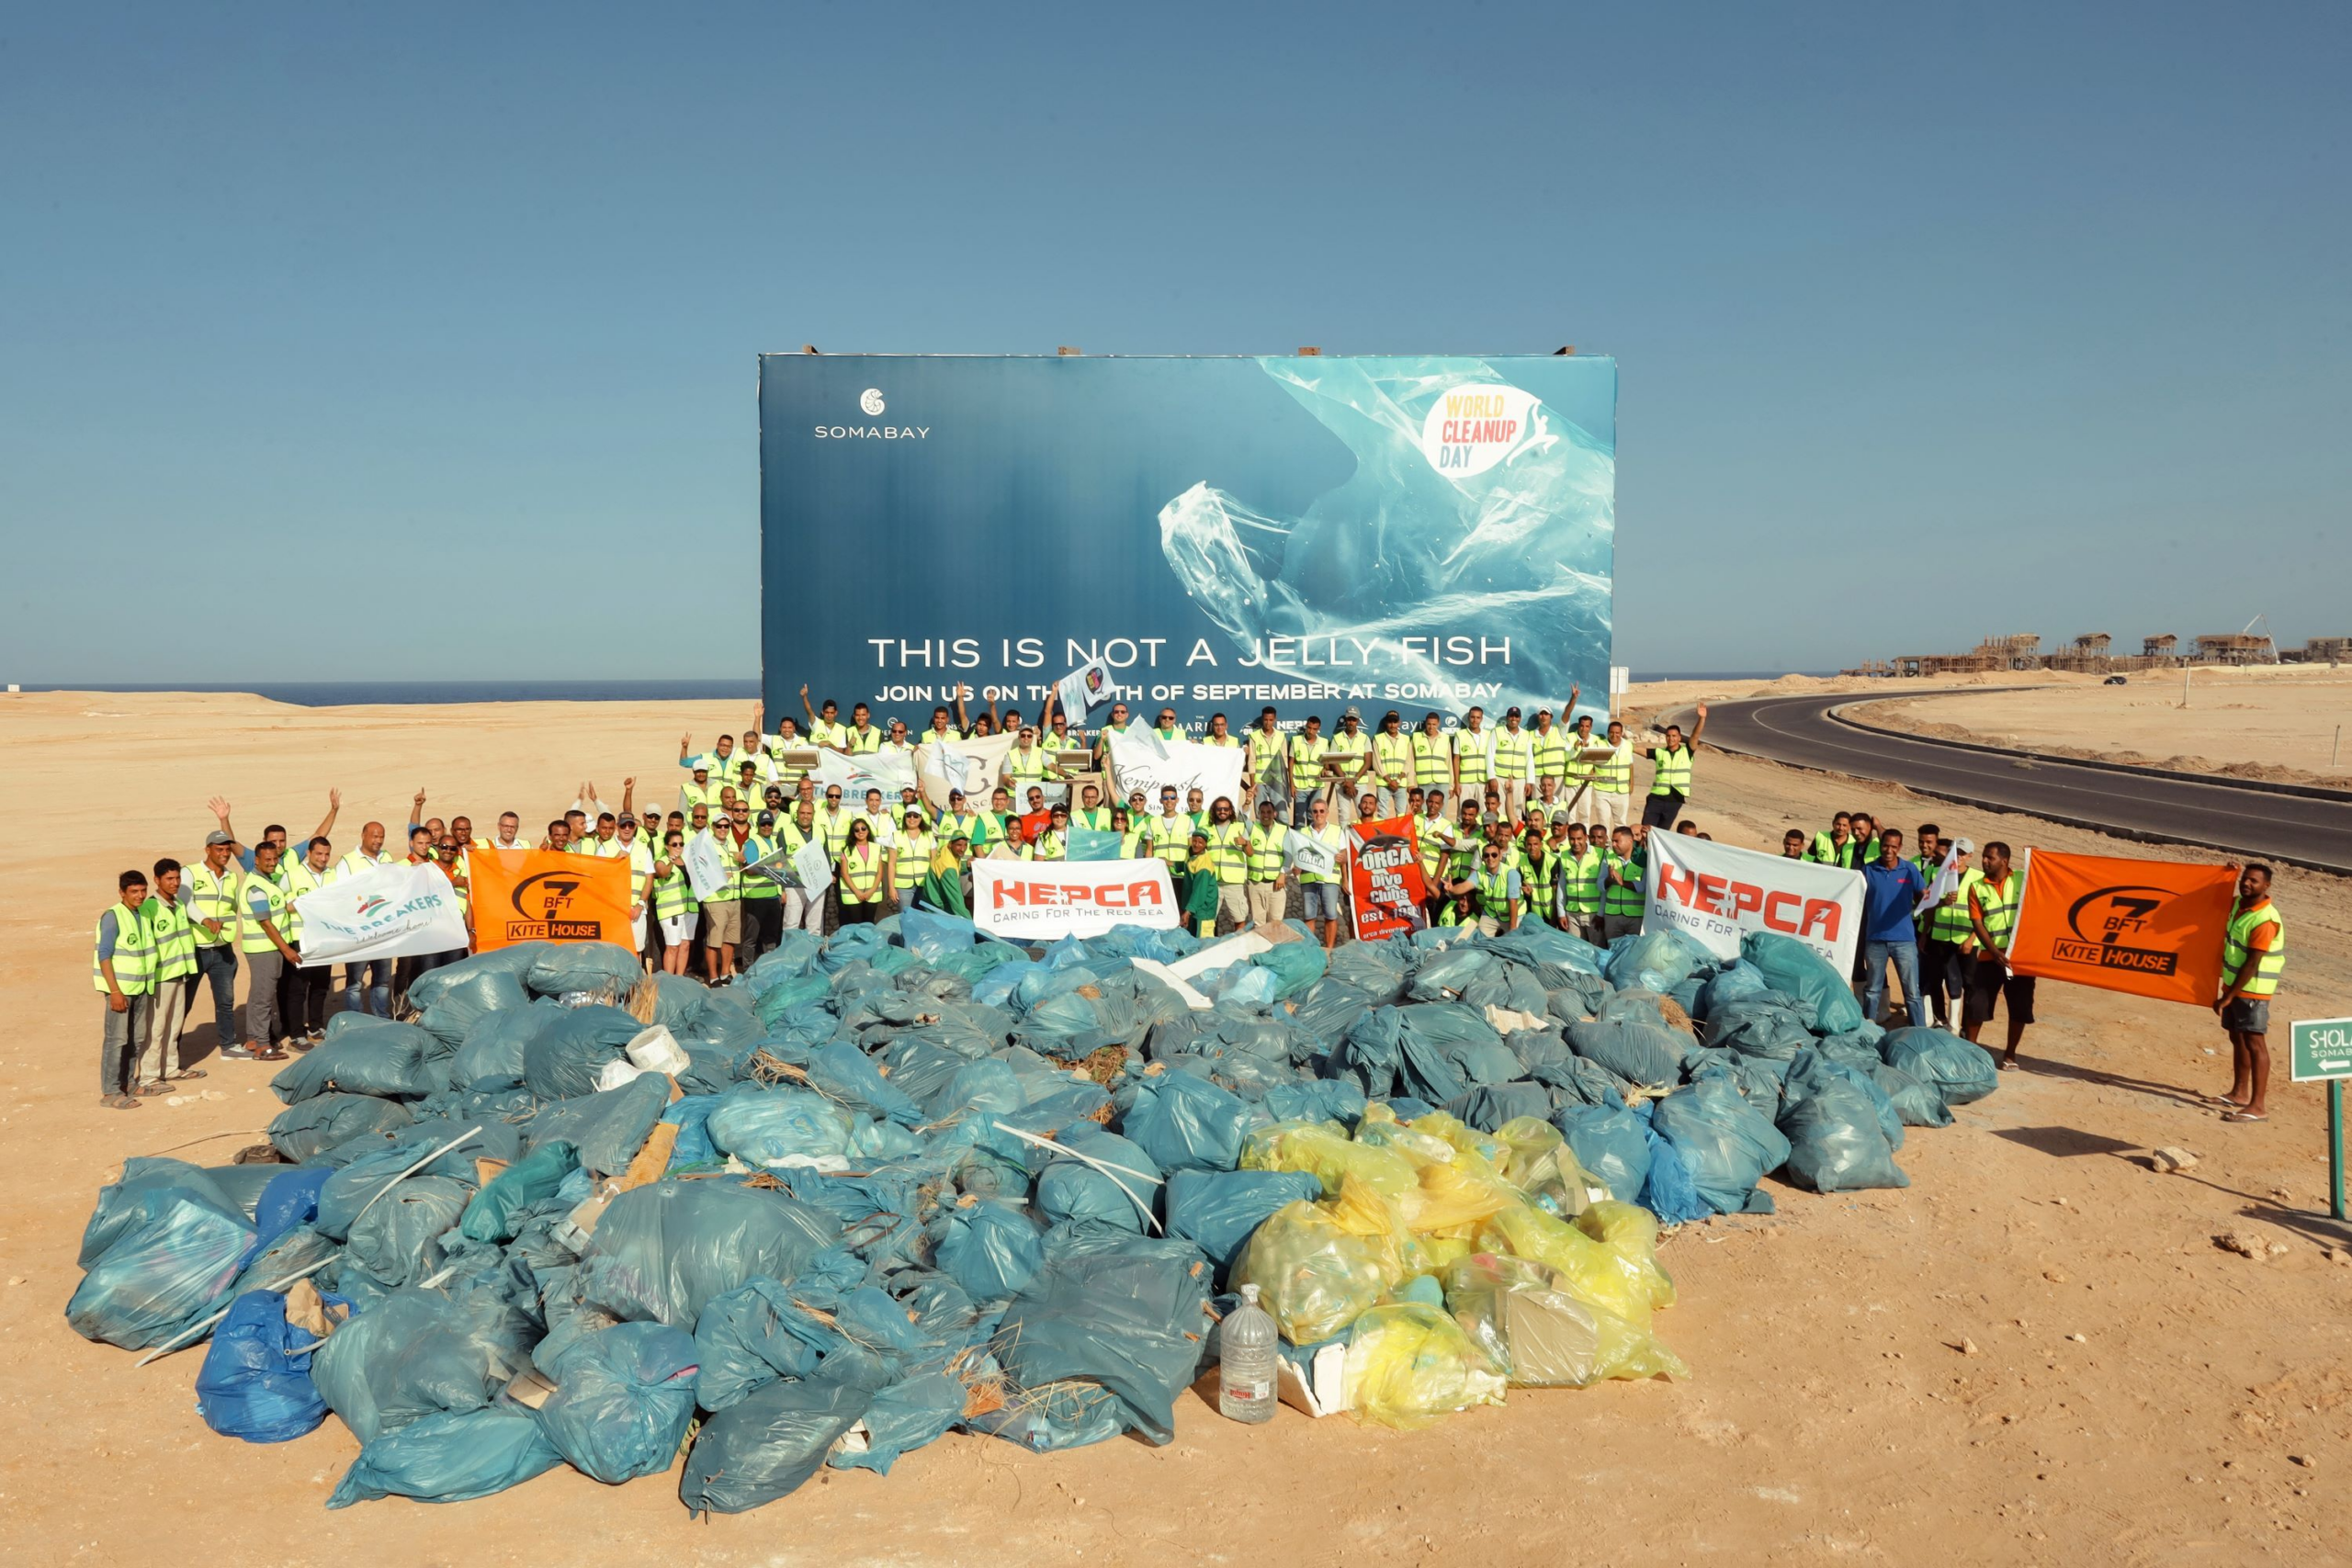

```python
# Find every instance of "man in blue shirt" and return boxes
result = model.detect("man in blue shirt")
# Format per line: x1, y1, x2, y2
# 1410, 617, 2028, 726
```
1857, 828, 1930, 1025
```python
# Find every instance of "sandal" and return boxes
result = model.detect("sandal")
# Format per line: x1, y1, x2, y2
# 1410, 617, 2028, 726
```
102, 1094, 141, 1110
135, 1083, 172, 1098
2221, 1110, 2267, 1122
174, 1068, 208, 1080
249, 1045, 288, 1062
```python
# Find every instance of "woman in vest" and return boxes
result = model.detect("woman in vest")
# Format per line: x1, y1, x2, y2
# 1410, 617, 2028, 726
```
652, 830, 701, 975
895, 808, 938, 898
837, 817, 890, 923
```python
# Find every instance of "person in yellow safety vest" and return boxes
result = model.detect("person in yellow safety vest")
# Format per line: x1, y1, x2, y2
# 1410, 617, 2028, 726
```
772, 805, 825, 937
979, 787, 1018, 850
1808, 812, 1861, 868
1321, 709, 1374, 823
1919, 835, 1984, 1032
936, 791, 985, 855
698, 813, 745, 984
1437, 889, 1481, 929
1553, 824, 1605, 944
919, 704, 966, 746
326, 820, 397, 1019
1286, 715, 1331, 829
1031, 807, 1069, 863
651, 828, 701, 974
1490, 706, 1536, 821
139, 858, 202, 1090
182, 829, 250, 1057
730, 760, 768, 813
1447, 801, 1487, 886
836, 818, 890, 922
735, 811, 783, 968
893, 808, 939, 895
1589, 718, 1635, 834
1412, 790, 1455, 920
839, 702, 884, 755
1961, 840, 2034, 1068
1151, 787, 1192, 868
1409, 714, 1454, 806
1245, 799, 1290, 929
1198, 795, 1252, 934
235, 841, 302, 1059
799, 685, 850, 750
1202, 710, 1240, 754
1639, 703, 1708, 830
1600, 825, 1645, 942
276, 838, 334, 1048
1243, 705, 1287, 811
2213, 863, 2287, 1122
617, 813, 660, 960
1294, 797, 1349, 952
1070, 784, 1112, 833
1453, 705, 1494, 807
815, 784, 855, 861
1530, 706, 1570, 799
1368, 710, 1414, 819
95, 868, 160, 1108
1515, 824, 1553, 930
1113, 807, 1151, 862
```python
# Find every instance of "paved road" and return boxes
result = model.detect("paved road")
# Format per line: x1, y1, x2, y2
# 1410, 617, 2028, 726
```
1685, 693, 2352, 875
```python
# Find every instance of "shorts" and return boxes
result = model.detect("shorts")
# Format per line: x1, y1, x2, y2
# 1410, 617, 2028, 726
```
2222, 997, 2270, 1034
661, 912, 699, 944
1217, 885, 1250, 928
701, 899, 742, 944
1299, 882, 1342, 922
1962, 965, 2036, 1028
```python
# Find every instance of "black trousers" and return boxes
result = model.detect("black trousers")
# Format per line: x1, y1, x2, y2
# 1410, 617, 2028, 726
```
1641, 790, 1687, 829
278, 946, 332, 1036
1921, 938, 1975, 1024
737, 897, 774, 965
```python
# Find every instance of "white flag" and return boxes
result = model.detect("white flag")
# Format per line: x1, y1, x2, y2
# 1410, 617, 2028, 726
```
815, 747, 918, 806
1285, 830, 1339, 880
1106, 730, 1248, 813
683, 830, 733, 901
914, 734, 1021, 813
1055, 658, 1120, 724
295, 861, 469, 967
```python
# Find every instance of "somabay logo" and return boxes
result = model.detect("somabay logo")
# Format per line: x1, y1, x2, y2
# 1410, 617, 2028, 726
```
816, 386, 927, 441
1419, 381, 1557, 480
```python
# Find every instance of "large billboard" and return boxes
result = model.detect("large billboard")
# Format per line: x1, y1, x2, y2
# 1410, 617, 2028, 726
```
759, 354, 1615, 729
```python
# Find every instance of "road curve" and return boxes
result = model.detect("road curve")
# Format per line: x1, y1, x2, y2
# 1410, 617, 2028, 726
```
1684, 693, 2352, 876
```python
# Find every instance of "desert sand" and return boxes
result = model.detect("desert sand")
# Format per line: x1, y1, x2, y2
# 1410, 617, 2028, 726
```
4, 689, 2349, 1568
1839, 667, 2352, 786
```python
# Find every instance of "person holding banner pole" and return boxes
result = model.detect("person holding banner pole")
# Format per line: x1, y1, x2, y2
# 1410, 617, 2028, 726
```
278, 838, 334, 1045
2213, 863, 2286, 1123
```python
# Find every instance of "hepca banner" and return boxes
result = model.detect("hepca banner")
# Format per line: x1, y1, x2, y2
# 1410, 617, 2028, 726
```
466, 848, 637, 952
970, 856, 1178, 941
1349, 816, 1428, 942
2004, 851, 2234, 1006
295, 860, 469, 967
1643, 832, 1863, 976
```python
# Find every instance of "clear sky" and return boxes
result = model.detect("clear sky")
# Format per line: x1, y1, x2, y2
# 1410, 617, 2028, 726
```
4, 4, 2346, 683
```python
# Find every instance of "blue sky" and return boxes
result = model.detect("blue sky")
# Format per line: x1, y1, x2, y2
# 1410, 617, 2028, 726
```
4, 4, 2346, 682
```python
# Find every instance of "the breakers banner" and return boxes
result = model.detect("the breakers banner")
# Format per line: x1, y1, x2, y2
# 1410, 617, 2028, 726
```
760, 355, 1616, 728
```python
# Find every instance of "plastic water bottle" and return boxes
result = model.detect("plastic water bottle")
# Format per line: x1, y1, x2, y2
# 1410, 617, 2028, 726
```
1218, 1282, 1278, 1423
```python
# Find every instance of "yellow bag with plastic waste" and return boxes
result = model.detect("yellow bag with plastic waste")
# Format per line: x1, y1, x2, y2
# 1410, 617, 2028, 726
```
1351, 1112, 1464, 1171
1442, 1253, 1689, 1387
1232, 1181, 1418, 1343
1240, 1120, 1419, 1201
1489, 1116, 1610, 1221
1577, 1199, 1677, 1313
1476, 1200, 1669, 1327
1341, 1302, 1507, 1427
1403, 1157, 1522, 1239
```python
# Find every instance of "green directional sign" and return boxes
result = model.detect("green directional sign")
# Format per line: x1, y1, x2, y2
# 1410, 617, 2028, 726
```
2290, 1018, 2352, 1083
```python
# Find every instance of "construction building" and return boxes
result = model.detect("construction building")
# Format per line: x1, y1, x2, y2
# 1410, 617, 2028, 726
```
2192, 633, 2277, 666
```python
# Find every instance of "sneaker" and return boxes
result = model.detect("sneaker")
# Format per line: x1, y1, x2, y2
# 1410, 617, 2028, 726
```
220, 1044, 258, 1060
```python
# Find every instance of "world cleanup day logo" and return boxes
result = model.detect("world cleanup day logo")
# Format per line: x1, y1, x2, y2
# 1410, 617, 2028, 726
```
1419, 382, 1556, 479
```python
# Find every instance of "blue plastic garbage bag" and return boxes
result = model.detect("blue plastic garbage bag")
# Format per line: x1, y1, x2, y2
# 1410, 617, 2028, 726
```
416, 968, 530, 1049
808, 1040, 924, 1127
1871, 1061, 1953, 1127
1702, 998, 1815, 1061
1258, 1077, 1368, 1128
1605, 926, 1713, 995
1741, 930, 1864, 1034
403, 941, 549, 1011
574, 1178, 844, 1328
829, 1371, 967, 1475
689, 1251, 868, 1413
997, 1231, 1213, 1446
680, 1375, 872, 1515
1636, 1122, 1713, 1224
193, 1289, 328, 1443
1567, 1017, 1687, 1089
269, 1019, 440, 1104
237, 1166, 331, 1271
1777, 1060, 1909, 1193
268, 1092, 416, 1163
1120, 1071, 1264, 1174
66, 1182, 254, 1349
1650, 1076, 1792, 1215
1879, 1026, 1999, 1107
525, 942, 643, 998
1164, 1168, 1321, 1272
344, 1174, 471, 1289
327, 1408, 562, 1507
523, 1071, 669, 1177
1034, 1125, 1163, 1233
522, 1005, 641, 1100
311, 1286, 540, 1443
705, 1085, 855, 1168
899, 904, 978, 959
533, 1321, 701, 1484
933, 1199, 1045, 1301
1553, 1104, 1653, 1203
459, 1140, 579, 1243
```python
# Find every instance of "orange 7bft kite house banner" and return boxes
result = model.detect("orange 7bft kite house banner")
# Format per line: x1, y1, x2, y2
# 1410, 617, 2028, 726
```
465, 849, 636, 953
2004, 850, 2236, 1007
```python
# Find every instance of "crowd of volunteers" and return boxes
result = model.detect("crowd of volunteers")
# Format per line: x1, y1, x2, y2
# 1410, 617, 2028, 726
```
89, 690, 2288, 1120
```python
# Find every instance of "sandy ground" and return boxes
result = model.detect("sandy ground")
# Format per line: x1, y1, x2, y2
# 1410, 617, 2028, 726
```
5, 690, 2351, 1568
1833, 667, 2352, 787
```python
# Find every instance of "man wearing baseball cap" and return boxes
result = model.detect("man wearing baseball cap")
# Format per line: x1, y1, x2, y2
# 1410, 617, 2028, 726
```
1492, 706, 1535, 821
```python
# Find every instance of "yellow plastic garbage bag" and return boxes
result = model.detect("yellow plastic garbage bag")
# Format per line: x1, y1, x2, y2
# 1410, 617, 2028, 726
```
1489, 1117, 1566, 1186
1403, 1158, 1522, 1239
1240, 1121, 1419, 1201
1341, 1302, 1506, 1427
1442, 1253, 1688, 1388
1232, 1189, 1413, 1343
1476, 1202, 1658, 1328
1352, 1117, 1464, 1171
1403, 1110, 1508, 1168
1577, 1199, 1676, 1313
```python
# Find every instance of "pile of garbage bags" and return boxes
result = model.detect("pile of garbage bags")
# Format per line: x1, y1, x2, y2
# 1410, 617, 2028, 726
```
65, 914, 1994, 1511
